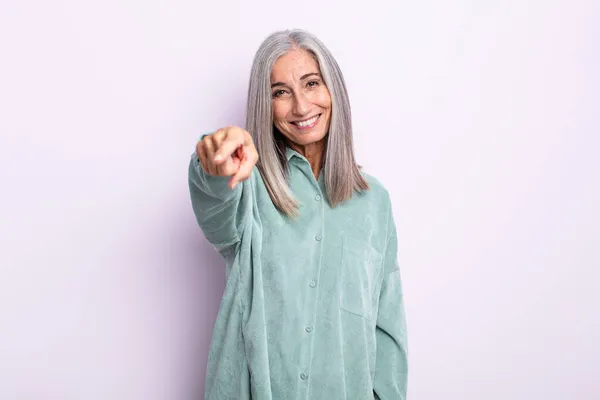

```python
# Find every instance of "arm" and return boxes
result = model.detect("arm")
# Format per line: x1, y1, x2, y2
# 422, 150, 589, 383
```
187, 132, 253, 252
373, 199, 408, 399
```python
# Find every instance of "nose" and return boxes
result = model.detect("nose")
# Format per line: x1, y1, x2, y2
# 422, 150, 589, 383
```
292, 91, 310, 117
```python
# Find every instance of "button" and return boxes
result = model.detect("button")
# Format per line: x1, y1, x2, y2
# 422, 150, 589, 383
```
315, 234, 322, 241
315, 194, 321, 201
305, 326, 313, 333
309, 280, 316, 288
300, 372, 308, 380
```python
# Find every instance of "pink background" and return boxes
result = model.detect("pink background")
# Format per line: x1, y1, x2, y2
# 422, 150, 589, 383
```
0, 0, 598, 399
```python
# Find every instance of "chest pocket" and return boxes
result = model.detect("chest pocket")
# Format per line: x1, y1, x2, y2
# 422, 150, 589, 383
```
339, 236, 383, 320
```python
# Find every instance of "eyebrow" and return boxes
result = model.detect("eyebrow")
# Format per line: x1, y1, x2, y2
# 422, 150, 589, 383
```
271, 72, 322, 88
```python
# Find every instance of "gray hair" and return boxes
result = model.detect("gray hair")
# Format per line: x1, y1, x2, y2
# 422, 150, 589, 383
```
245, 29, 369, 217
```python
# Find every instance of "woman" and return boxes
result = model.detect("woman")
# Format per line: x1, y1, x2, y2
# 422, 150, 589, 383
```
188, 29, 408, 400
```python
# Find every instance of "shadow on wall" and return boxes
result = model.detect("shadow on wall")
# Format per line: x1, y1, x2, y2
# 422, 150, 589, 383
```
158, 188, 227, 398
163, 86, 246, 397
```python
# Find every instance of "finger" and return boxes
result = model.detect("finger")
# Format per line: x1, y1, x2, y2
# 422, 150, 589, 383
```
196, 140, 209, 173
230, 147, 256, 188
216, 155, 240, 177
214, 132, 245, 165
203, 137, 218, 175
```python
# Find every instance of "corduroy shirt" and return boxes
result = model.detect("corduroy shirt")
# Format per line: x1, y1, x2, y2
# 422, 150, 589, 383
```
188, 139, 408, 400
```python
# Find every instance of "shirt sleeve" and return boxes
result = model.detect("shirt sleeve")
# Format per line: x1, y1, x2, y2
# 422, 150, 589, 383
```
373, 198, 409, 400
187, 133, 252, 252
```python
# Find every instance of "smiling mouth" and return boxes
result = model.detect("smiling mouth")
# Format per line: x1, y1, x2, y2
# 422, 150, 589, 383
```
291, 114, 321, 129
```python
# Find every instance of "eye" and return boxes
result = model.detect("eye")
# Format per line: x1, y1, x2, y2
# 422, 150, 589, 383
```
307, 80, 320, 88
272, 89, 286, 98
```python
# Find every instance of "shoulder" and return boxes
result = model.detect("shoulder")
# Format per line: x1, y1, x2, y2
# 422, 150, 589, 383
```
359, 169, 392, 206
353, 169, 394, 227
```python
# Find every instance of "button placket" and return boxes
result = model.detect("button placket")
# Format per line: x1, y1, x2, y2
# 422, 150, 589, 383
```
297, 175, 323, 393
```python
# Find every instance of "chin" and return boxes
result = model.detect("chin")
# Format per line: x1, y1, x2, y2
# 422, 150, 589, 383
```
292, 129, 327, 143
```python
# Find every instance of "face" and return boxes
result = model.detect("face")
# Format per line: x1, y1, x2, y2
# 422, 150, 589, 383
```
270, 49, 332, 147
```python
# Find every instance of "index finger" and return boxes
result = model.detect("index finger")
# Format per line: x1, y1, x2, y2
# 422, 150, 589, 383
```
213, 134, 245, 164
230, 149, 256, 188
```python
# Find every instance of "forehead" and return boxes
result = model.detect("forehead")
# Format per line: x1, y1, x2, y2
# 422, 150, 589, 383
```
270, 49, 320, 81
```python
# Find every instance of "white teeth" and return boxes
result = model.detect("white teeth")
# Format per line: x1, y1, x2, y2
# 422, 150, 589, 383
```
295, 115, 318, 127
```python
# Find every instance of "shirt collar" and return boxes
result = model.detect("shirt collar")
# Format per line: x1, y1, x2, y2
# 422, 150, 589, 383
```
286, 146, 299, 161
285, 145, 325, 189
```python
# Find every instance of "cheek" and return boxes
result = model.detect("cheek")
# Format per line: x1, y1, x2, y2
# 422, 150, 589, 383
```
315, 89, 332, 109
272, 102, 290, 122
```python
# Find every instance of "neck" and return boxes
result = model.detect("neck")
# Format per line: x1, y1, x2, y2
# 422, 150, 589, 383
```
288, 138, 325, 179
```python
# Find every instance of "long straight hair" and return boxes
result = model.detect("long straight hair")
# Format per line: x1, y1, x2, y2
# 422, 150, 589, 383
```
245, 29, 369, 218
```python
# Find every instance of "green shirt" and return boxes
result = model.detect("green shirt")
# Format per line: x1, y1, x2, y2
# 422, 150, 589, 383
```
188, 138, 408, 400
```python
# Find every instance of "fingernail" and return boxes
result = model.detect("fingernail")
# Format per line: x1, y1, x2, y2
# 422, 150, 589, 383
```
214, 154, 223, 161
